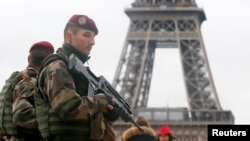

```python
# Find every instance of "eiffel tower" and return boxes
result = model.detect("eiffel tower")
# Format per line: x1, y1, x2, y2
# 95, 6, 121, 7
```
112, 0, 234, 141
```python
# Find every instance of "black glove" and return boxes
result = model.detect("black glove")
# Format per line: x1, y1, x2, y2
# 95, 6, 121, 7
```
104, 107, 120, 121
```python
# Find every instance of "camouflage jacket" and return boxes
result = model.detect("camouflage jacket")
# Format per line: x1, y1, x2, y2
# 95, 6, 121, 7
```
12, 66, 39, 129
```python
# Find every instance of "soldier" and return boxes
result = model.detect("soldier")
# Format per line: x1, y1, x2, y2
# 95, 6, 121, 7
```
35, 14, 120, 141
1, 41, 54, 141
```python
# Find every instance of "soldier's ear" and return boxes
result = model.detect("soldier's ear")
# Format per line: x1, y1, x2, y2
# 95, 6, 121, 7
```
28, 55, 31, 63
66, 31, 73, 43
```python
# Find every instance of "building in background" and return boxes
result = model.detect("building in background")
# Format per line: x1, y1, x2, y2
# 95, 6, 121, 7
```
112, 0, 234, 141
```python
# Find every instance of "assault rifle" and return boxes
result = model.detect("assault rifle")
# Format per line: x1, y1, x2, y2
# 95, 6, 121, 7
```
68, 54, 144, 133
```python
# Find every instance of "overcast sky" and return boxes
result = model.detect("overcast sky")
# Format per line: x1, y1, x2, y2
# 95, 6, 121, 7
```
0, 0, 249, 125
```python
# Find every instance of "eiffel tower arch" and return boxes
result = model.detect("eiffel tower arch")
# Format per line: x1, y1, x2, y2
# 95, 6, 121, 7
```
112, 0, 234, 141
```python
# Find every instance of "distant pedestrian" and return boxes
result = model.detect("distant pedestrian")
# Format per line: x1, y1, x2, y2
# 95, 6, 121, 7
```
157, 125, 175, 141
122, 116, 157, 141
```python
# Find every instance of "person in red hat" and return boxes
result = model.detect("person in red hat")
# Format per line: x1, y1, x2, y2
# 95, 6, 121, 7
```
0, 41, 54, 141
34, 14, 120, 141
157, 125, 175, 141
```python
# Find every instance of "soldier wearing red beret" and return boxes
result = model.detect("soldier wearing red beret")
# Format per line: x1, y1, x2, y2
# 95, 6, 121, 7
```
35, 14, 120, 141
0, 41, 54, 141
29, 41, 54, 53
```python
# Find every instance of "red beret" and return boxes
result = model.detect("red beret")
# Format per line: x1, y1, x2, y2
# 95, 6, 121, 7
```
68, 14, 98, 35
29, 41, 54, 53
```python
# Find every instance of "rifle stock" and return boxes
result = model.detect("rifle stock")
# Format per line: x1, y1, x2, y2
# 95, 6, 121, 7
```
68, 54, 144, 133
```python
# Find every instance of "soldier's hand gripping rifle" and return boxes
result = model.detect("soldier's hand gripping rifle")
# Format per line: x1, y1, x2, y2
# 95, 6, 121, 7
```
68, 54, 144, 133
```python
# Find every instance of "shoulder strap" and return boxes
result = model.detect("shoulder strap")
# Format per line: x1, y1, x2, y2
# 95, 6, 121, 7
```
40, 54, 66, 72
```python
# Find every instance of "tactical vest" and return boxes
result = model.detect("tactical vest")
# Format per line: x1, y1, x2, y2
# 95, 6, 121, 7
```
35, 53, 90, 139
0, 71, 23, 136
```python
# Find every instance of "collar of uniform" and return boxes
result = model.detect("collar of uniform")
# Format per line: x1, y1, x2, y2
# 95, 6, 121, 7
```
26, 66, 39, 77
62, 43, 90, 64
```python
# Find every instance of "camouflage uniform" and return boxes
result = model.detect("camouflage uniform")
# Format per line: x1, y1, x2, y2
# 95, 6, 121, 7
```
35, 43, 120, 141
12, 66, 43, 141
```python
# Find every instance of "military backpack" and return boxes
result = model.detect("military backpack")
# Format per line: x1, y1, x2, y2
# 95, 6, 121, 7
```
0, 71, 23, 136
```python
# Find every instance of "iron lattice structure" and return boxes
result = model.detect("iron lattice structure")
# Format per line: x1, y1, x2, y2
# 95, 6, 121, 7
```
112, 0, 234, 141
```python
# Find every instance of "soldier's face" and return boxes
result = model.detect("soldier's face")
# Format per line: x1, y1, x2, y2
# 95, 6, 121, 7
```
68, 28, 95, 55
